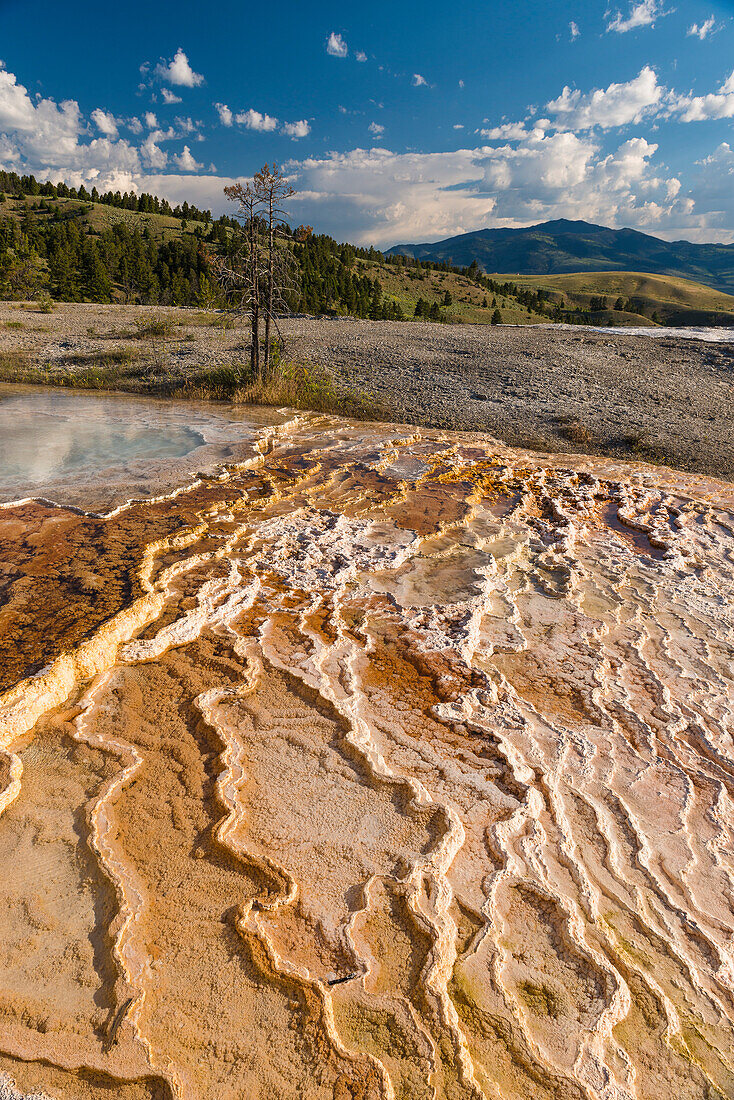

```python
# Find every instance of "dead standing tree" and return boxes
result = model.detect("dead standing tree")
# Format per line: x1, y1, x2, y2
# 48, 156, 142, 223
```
253, 164, 297, 375
207, 181, 263, 377
208, 165, 299, 381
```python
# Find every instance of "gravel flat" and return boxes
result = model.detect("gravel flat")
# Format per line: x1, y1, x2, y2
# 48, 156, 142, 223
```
284, 316, 734, 479
2, 303, 733, 480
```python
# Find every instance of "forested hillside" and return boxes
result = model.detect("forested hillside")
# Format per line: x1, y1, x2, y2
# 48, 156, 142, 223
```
0, 171, 554, 323
3, 172, 734, 327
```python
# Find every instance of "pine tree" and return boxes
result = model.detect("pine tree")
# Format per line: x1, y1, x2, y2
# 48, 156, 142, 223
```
82, 241, 112, 302
49, 244, 79, 300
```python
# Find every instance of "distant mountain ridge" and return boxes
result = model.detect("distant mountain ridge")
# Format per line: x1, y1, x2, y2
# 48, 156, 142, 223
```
386, 219, 734, 294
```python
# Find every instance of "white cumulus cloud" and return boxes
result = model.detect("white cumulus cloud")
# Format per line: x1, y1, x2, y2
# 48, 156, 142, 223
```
162, 88, 183, 105
141, 129, 170, 169
174, 116, 198, 135
606, 0, 669, 33
237, 108, 279, 131
227, 107, 309, 138
0, 66, 80, 162
282, 119, 310, 139
368, 121, 385, 137
546, 66, 662, 129
0, 65, 140, 182
326, 32, 348, 58
280, 123, 691, 247
174, 144, 203, 171
155, 48, 204, 88
91, 108, 119, 137
675, 77, 734, 122
355, 51, 367, 63
570, 21, 580, 39
673, 143, 734, 240
480, 122, 529, 140
412, 73, 428, 87
721, 71, 734, 95
286, 147, 495, 244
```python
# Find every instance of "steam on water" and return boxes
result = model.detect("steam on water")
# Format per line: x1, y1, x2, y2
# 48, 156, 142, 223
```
0, 384, 286, 511
1, 406, 734, 1100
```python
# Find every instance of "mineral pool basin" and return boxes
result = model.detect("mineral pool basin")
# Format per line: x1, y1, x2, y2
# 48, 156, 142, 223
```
0, 383, 288, 512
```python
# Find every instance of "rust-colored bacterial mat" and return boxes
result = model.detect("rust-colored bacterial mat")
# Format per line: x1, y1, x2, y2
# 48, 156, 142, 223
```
2, 411, 734, 1100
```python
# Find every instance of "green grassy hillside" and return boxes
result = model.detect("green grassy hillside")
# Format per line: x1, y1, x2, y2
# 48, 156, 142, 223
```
493, 270, 734, 326
1, 193, 207, 244
356, 260, 734, 326
357, 259, 550, 324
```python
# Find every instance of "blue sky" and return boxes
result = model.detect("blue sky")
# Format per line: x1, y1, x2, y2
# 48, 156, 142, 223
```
2, 0, 734, 244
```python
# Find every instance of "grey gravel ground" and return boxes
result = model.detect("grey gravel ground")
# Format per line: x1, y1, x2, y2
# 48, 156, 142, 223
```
284, 316, 734, 480
2, 303, 733, 480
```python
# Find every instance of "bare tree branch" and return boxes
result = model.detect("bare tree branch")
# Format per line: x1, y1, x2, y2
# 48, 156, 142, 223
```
208, 169, 300, 381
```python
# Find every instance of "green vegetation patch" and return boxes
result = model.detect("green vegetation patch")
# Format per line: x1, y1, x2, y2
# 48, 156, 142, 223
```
5, 167, 733, 327
493, 270, 734, 327
0, 350, 33, 377
0, 347, 140, 389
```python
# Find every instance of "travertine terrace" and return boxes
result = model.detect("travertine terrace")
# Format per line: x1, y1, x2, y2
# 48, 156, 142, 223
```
1, 411, 734, 1099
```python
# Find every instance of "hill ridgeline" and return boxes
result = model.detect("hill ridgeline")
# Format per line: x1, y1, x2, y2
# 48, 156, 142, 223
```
387, 218, 734, 294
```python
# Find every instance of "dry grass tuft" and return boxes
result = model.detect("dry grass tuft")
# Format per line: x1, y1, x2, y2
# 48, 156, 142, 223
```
179, 312, 239, 330
134, 315, 174, 340
557, 416, 594, 446
0, 345, 380, 419
240, 359, 382, 417
174, 357, 383, 418
0, 350, 33, 378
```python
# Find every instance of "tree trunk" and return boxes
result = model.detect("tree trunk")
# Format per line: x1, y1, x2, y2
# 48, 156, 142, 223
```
247, 202, 260, 380
251, 302, 259, 378
264, 192, 274, 375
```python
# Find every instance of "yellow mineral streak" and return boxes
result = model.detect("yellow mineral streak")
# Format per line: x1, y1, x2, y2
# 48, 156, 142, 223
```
1, 413, 733, 1100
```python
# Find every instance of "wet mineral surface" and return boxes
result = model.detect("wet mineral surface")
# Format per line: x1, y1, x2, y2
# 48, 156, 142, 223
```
1, 409, 734, 1100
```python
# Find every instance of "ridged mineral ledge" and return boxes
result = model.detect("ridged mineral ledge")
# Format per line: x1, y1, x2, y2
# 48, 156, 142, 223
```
1, 414, 733, 1100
